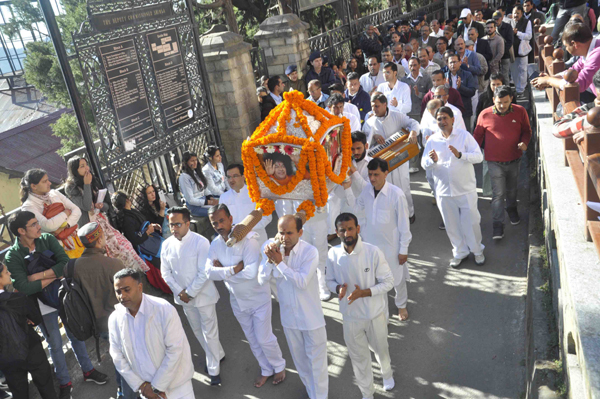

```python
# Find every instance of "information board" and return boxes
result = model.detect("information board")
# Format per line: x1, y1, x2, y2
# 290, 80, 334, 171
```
146, 28, 194, 131
99, 39, 155, 148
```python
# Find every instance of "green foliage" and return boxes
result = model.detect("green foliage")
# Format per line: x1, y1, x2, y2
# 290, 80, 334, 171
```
0, 0, 47, 41
51, 112, 84, 156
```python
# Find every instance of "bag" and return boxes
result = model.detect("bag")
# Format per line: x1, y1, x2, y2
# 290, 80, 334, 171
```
24, 250, 61, 309
518, 40, 532, 56
58, 259, 101, 362
137, 221, 164, 261
0, 301, 29, 368
509, 45, 516, 63
43, 203, 78, 241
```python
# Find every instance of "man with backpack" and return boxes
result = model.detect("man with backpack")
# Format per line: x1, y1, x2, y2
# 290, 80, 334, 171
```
4, 210, 108, 399
0, 261, 57, 399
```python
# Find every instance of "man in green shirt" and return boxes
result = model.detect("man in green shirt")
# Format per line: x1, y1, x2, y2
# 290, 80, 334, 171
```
5, 210, 108, 399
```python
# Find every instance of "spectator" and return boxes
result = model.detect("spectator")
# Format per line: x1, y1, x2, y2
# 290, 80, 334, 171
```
419, 48, 441, 76
65, 157, 148, 272
484, 19, 505, 75
524, 0, 546, 24
422, 106, 485, 268
426, 45, 444, 68
434, 37, 449, 66
399, 20, 417, 44
392, 43, 409, 73
359, 55, 386, 94
482, 0, 494, 20
109, 268, 196, 398
419, 25, 437, 49
381, 46, 405, 78
305, 51, 337, 95
457, 9, 486, 38
4, 210, 108, 399
550, 0, 587, 44
177, 151, 218, 217
510, 6, 533, 95
468, 27, 493, 80
345, 72, 372, 124
383, 23, 397, 47
20, 169, 83, 258
474, 86, 531, 240
444, 25, 455, 47
446, 53, 478, 129
421, 86, 467, 132
333, 57, 348, 85
0, 261, 58, 399
353, 47, 367, 75
359, 24, 384, 58
307, 79, 330, 108
402, 57, 433, 123
410, 38, 419, 55
257, 87, 268, 110
260, 75, 269, 90
327, 93, 362, 131
261, 75, 285, 121
346, 57, 362, 76
377, 62, 412, 115
202, 145, 229, 197
430, 19, 442, 37
283, 64, 308, 97
475, 9, 484, 22
454, 36, 483, 77
532, 21, 600, 103
135, 184, 168, 235
329, 83, 361, 121
465, 39, 489, 113
421, 70, 466, 114
493, 11, 514, 78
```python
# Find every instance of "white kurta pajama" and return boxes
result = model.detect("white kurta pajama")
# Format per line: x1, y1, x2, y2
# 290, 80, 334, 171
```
344, 181, 412, 311
258, 240, 328, 399
326, 237, 395, 399
160, 231, 225, 376
206, 231, 286, 377
421, 129, 485, 259
363, 109, 420, 217
219, 184, 272, 245
376, 79, 412, 115
109, 294, 195, 399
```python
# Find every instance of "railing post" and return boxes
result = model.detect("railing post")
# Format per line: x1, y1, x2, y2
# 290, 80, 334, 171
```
538, 25, 547, 72
584, 109, 600, 241
547, 48, 565, 118
562, 69, 579, 166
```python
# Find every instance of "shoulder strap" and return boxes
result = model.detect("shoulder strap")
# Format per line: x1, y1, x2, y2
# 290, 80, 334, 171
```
63, 259, 77, 279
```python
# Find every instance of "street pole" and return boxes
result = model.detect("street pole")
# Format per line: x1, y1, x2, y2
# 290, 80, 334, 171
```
37, 0, 105, 186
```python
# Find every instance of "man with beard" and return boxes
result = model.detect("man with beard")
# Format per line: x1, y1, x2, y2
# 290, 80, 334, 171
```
326, 213, 395, 398
260, 215, 328, 399
206, 205, 287, 388
160, 207, 224, 385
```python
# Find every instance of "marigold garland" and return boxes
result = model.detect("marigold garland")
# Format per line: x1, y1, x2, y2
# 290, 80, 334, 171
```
242, 90, 352, 220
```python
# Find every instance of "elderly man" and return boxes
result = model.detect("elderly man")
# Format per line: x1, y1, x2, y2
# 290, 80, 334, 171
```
359, 24, 384, 57
468, 27, 492, 79
328, 93, 361, 131
434, 37, 449, 66
419, 47, 441, 76
284, 64, 307, 97
474, 86, 531, 240
260, 215, 328, 399
304, 51, 337, 95
457, 8, 485, 38
363, 93, 419, 222
422, 106, 485, 268
443, 25, 455, 47
109, 268, 195, 398
454, 36, 483, 78
422, 86, 466, 132
430, 19, 442, 37
377, 62, 411, 115
446, 53, 477, 130
484, 19, 505, 75
402, 57, 432, 123
360, 55, 386, 94
419, 24, 436, 49
510, 6, 533, 95
307, 79, 329, 108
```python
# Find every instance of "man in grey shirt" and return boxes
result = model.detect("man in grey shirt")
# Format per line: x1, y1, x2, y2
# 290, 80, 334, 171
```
484, 19, 504, 75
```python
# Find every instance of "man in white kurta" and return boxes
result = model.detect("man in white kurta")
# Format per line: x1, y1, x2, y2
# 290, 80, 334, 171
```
421, 106, 486, 268
218, 163, 272, 245
326, 213, 395, 399
363, 94, 419, 219
260, 215, 328, 399
206, 205, 286, 387
377, 62, 411, 115
327, 93, 362, 132
160, 208, 225, 384
339, 132, 372, 225
344, 158, 412, 320
109, 269, 195, 399
359, 56, 385, 94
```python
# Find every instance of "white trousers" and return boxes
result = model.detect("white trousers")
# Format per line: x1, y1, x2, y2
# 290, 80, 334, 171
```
326, 195, 342, 235
231, 299, 286, 377
436, 192, 485, 259
343, 313, 393, 399
183, 304, 225, 376
283, 326, 328, 399
386, 162, 414, 217
383, 264, 409, 316
301, 219, 330, 297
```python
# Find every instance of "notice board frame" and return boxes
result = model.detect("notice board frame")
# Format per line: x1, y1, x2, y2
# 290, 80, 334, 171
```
73, 0, 220, 183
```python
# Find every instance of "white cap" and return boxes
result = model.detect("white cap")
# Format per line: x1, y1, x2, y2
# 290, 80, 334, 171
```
460, 8, 472, 19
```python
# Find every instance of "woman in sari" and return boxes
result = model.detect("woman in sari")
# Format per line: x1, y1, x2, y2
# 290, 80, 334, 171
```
63, 156, 148, 272
20, 169, 84, 258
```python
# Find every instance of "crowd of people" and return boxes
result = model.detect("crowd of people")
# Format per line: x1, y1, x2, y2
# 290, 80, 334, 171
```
2, 0, 600, 398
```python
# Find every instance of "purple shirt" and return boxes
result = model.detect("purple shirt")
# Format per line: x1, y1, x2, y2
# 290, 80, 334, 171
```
571, 36, 600, 95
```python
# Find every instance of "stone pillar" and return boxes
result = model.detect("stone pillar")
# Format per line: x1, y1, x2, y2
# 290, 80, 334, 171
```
255, 14, 311, 82
200, 31, 260, 162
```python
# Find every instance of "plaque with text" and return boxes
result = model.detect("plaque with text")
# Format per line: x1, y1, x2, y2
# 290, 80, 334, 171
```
146, 28, 194, 130
99, 39, 155, 148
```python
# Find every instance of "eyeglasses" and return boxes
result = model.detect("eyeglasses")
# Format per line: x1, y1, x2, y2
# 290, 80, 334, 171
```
433, 94, 448, 99
169, 223, 184, 228
26, 221, 40, 229
226, 174, 242, 179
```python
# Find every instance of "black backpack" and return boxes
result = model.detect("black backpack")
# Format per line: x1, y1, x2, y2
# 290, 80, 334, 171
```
0, 298, 29, 368
58, 259, 101, 362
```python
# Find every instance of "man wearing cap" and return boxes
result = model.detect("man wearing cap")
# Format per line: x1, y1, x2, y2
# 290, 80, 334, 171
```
457, 9, 485, 39
304, 51, 337, 95
74, 222, 125, 333
493, 10, 514, 78
284, 64, 308, 98
359, 24, 384, 58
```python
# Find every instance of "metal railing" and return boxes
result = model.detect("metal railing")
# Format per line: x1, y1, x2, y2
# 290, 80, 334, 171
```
0, 205, 17, 259
250, 46, 268, 87
308, 25, 352, 66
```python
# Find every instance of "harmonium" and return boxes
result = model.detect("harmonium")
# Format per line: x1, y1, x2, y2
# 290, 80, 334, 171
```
367, 129, 419, 172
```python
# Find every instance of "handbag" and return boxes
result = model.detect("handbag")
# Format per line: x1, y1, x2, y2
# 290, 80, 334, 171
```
24, 250, 61, 309
43, 203, 78, 241
137, 221, 164, 261
518, 40, 532, 57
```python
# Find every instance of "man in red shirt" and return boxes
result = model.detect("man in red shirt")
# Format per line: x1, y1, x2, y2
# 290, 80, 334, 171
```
421, 70, 465, 116
473, 86, 531, 240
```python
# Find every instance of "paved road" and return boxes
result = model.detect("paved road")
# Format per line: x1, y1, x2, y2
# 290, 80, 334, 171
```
33, 161, 529, 399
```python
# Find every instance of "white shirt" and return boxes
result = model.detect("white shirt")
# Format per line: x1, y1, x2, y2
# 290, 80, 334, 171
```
219, 185, 271, 244
337, 110, 361, 132
202, 162, 229, 196
359, 69, 385, 94
421, 128, 483, 197
339, 155, 372, 220
206, 232, 269, 312
258, 239, 325, 331
344, 181, 412, 276
343, 102, 361, 121
160, 231, 219, 308
430, 29, 442, 38
376, 80, 411, 115
420, 103, 466, 141
363, 108, 420, 147
326, 237, 394, 321
21, 190, 81, 233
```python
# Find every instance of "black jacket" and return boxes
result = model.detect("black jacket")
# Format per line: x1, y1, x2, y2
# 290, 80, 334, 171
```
476, 39, 493, 80
0, 292, 43, 347
558, 0, 586, 9
359, 33, 384, 58
457, 21, 485, 40
498, 22, 515, 59
120, 208, 150, 249
345, 86, 372, 124
261, 94, 277, 121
